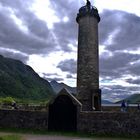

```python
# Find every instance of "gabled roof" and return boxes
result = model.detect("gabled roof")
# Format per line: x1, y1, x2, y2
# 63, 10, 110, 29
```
49, 88, 82, 107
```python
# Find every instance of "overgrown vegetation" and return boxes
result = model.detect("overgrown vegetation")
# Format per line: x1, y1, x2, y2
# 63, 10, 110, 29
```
0, 135, 22, 140
0, 97, 50, 110
0, 97, 15, 105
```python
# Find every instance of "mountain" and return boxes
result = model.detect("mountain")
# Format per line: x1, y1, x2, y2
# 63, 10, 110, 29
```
50, 80, 76, 94
0, 55, 55, 100
116, 94, 140, 104
102, 100, 113, 104
50, 80, 115, 104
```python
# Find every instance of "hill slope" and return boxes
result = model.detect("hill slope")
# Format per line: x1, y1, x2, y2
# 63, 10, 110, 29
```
102, 100, 113, 104
50, 80, 76, 94
116, 94, 140, 104
0, 55, 55, 100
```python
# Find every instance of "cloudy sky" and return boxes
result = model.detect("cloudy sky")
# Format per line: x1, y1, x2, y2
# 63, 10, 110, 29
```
0, 0, 140, 101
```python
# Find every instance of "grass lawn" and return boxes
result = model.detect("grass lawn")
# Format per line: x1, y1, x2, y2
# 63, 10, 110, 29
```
0, 134, 139, 140
0, 128, 140, 140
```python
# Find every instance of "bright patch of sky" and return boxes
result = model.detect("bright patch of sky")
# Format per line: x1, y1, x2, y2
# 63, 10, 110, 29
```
104, 28, 121, 46
123, 49, 140, 55
95, 0, 140, 16
10, 12, 29, 34
62, 16, 69, 23
99, 45, 106, 55
0, 4, 28, 34
31, 0, 60, 29
27, 50, 77, 86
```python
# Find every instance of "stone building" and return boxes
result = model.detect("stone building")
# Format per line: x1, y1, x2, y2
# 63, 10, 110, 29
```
48, 88, 81, 131
48, 0, 101, 131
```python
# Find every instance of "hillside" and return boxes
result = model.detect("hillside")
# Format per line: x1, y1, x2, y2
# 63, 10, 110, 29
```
102, 100, 113, 104
116, 94, 140, 104
0, 55, 55, 100
50, 80, 76, 94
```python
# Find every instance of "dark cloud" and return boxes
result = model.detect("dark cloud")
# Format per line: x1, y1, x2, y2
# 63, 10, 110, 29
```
100, 52, 140, 78
99, 10, 140, 98
50, 0, 79, 51
66, 74, 76, 79
42, 73, 60, 77
0, 0, 57, 63
101, 84, 140, 101
42, 72, 64, 83
111, 13, 140, 51
127, 62, 140, 76
46, 77, 64, 82
126, 78, 140, 85
99, 10, 124, 44
0, 0, 33, 9
0, 50, 28, 64
99, 10, 140, 51
57, 59, 77, 74
50, 0, 79, 22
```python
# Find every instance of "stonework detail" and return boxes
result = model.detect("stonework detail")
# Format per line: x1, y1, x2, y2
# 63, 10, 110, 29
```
0, 110, 48, 130
77, 111, 140, 136
0, 109, 140, 136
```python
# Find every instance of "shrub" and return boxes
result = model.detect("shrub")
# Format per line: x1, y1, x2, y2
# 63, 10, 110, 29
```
2, 97, 15, 106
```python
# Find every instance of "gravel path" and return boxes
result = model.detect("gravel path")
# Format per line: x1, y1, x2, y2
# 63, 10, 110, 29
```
23, 135, 92, 140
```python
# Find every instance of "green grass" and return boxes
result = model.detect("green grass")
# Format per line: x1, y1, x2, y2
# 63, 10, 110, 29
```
0, 127, 140, 140
0, 135, 22, 140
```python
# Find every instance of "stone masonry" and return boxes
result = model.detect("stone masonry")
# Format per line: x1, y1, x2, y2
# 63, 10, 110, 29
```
77, 111, 140, 136
0, 109, 140, 136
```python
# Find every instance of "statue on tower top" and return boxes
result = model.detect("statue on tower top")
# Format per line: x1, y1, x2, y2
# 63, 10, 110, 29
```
76, 0, 100, 23
86, 0, 91, 6
86, 0, 91, 12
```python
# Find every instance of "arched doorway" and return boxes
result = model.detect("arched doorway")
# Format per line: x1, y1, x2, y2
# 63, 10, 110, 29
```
48, 95, 77, 131
94, 96, 98, 110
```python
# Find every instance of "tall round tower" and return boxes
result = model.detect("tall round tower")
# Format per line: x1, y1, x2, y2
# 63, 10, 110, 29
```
76, 0, 101, 111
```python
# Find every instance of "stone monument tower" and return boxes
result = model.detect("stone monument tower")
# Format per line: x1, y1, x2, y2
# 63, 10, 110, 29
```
76, 0, 101, 111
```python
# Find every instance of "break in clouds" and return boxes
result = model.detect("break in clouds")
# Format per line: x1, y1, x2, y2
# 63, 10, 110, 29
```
0, 0, 140, 100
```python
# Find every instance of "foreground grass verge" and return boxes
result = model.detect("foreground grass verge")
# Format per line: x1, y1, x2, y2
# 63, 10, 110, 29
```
0, 135, 22, 140
0, 127, 140, 140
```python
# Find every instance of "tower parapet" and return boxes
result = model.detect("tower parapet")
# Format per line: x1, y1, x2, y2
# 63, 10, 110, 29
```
76, 0, 100, 23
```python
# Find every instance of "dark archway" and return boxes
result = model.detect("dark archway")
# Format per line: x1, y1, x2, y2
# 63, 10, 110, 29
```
48, 95, 77, 131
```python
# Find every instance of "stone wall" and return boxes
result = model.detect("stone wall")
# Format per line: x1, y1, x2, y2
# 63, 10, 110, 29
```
77, 111, 140, 136
0, 109, 140, 136
0, 109, 48, 130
